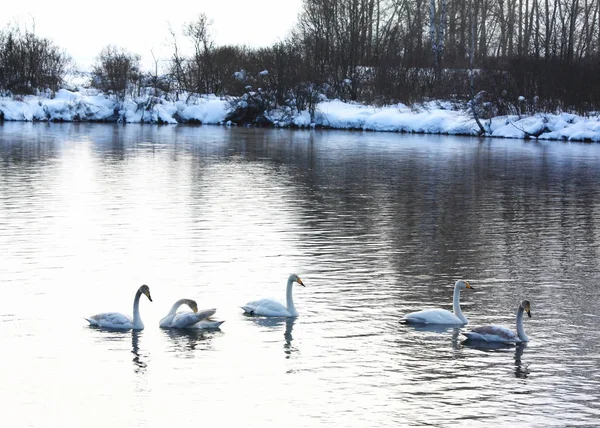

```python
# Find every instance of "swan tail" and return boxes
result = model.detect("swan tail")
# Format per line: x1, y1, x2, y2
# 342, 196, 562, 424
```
401, 316, 425, 324
462, 332, 487, 341
84, 317, 97, 326
199, 319, 225, 329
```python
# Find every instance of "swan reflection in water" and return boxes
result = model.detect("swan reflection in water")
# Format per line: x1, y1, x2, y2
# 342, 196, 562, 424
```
90, 327, 148, 373
462, 339, 530, 378
514, 343, 530, 378
244, 315, 298, 358
462, 339, 516, 351
162, 327, 217, 354
403, 323, 463, 334
131, 330, 148, 373
402, 322, 464, 350
283, 318, 297, 358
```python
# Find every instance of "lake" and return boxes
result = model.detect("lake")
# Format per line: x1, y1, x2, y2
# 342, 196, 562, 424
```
1, 122, 599, 427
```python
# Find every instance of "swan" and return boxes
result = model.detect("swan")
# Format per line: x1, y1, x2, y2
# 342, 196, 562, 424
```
159, 298, 224, 329
242, 273, 305, 317
462, 300, 532, 343
402, 280, 474, 325
86, 284, 152, 330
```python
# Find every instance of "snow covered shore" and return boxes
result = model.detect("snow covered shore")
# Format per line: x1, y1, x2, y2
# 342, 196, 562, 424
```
1, 89, 599, 142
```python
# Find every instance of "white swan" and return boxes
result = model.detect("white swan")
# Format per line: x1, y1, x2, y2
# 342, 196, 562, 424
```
159, 298, 224, 329
242, 273, 305, 317
86, 285, 152, 330
402, 280, 474, 325
463, 300, 532, 343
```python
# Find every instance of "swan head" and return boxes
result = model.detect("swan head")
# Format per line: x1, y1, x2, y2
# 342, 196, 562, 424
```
455, 280, 474, 291
177, 298, 198, 312
188, 299, 198, 312
290, 273, 305, 287
521, 300, 532, 318
139, 284, 153, 302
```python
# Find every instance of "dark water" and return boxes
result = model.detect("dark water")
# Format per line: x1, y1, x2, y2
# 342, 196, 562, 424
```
1, 122, 599, 427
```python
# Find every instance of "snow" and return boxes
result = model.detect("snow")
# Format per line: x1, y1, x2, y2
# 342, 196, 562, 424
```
313, 99, 379, 129
0, 89, 116, 122
1, 90, 599, 142
175, 95, 229, 124
233, 71, 246, 81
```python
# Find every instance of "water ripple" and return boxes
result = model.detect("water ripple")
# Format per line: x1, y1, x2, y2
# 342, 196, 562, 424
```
1, 124, 600, 426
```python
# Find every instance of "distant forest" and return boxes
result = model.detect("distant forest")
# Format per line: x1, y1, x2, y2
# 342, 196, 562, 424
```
1, 0, 599, 116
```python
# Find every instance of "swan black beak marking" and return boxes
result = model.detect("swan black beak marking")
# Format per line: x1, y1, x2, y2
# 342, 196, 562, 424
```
527, 310, 532, 318
297, 278, 305, 287
466, 282, 474, 290
146, 292, 153, 302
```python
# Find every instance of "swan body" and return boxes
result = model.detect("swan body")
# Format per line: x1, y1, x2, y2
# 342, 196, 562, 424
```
242, 274, 305, 317
170, 309, 218, 328
463, 300, 532, 343
86, 285, 152, 330
403, 280, 473, 325
160, 298, 223, 329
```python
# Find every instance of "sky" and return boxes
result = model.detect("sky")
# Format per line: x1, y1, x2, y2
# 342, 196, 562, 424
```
1, 0, 304, 71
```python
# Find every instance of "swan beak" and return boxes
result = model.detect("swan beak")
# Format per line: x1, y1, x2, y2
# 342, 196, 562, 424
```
297, 278, 305, 287
144, 291, 153, 302
526, 309, 532, 318
465, 282, 474, 290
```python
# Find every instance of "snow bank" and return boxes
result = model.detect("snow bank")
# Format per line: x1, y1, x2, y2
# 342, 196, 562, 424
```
487, 113, 600, 141
0, 89, 116, 121
307, 100, 600, 141
1, 90, 599, 142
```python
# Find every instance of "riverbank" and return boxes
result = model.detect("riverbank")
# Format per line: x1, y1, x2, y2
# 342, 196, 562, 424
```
1, 89, 599, 142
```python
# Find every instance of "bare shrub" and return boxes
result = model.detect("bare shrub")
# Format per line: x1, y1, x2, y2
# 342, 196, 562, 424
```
0, 24, 71, 95
91, 45, 141, 100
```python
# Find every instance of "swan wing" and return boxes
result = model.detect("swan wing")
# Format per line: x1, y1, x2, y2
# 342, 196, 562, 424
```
463, 325, 520, 342
242, 298, 290, 317
170, 309, 217, 329
403, 309, 463, 325
86, 312, 133, 329
242, 298, 274, 311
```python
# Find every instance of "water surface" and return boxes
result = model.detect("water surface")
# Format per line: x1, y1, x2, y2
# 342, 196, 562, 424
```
1, 122, 600, 427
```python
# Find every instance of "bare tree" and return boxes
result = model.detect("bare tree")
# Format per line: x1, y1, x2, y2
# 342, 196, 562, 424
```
184, 13, 217, 96
468, 0, 486, 135
168, 25, 188, 100
429, 0, 448, 93
91, 45, 141, 100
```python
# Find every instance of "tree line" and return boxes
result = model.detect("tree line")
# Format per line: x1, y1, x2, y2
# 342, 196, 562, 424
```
1, 0, 599, 117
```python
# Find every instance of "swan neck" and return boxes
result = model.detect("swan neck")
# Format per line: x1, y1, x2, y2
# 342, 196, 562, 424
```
132, 289, 144, 329
452, 285, 467, 323
167, 299, 186, 316
286, 277, 297, 316
516, 306, 529, 341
